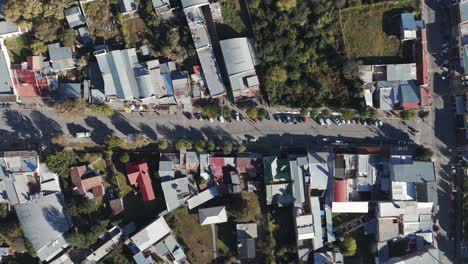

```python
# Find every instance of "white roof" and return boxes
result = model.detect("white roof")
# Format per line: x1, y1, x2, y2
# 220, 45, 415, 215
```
378, 201, 433, 218
296, 214, 314, 240
198, 206, 227, 225
392, 182, 416, 201
131, 217, 171, 251
332, 202, 369, 213
187, 185, 219, 209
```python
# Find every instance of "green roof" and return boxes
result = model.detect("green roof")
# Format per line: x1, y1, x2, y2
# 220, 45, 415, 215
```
263, 156, 291, 184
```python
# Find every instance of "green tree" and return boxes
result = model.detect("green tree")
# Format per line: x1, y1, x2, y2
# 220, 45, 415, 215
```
194, 140, 206, 152
322, 109, 332, 119
246, 107, 259, 120
175, 139, 187, 151
61, 28, 77, 47
400, 109, 416, 121
341, 237, 357, 257
46, 150, 78, 177
42, 0, 69, 20
276, 0, 297, 11
30, 40, 47, 55
185, 141, 193, 150
34, 19, 60, 42
238, 145, 247, 153
119, 152, 130, 164
92, 105, 115, 117
222, 142, 233, 155
341, 109, 355, 120
270, 66, 288, 83
158, 139, 168, 150
414, 146, 434, 161
300, 108, 309, 117
202, 104, 222, 119
206, 140, 216, 152
309, 109, 319, 119
369, 108, 379, 119
0, 203, 8, 219
66, 219, 109, 249
104, 135, 124, 149
76, 55, 88, 71
3, 0, 43, 22
258, 108, 269, 119
66, 194, 101, 217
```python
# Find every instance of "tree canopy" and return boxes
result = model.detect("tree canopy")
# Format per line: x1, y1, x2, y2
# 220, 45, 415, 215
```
46, 150, 78, 178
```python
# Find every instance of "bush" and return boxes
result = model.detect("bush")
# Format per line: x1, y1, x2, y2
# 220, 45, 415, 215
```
0, 203, 8, 219
46, 150, 78, 178
341, 109, 356, 120
369, 108, 379, 119
258, 108, 269, 119
175, 139, 188, 151
206, 140, 216, 152
66, 219, 110, 249
400, 109, 416, 121
202, 104, 222, 118
92, 105, 115, 117
238, 145, 247, 153
414, 146, 434, 161
300, 108, 309, 117
322, 109, 332, 118
246, 107, 259, 120
309, 109, 319, 119
222, 142, 233, 155
104, 135, 124, 149
341, 237, 357, 257
158, 139, 168, 150
119, 152, 130, 163
194, 140, 206, 152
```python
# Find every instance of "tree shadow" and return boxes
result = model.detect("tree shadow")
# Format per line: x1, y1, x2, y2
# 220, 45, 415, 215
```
110, 113, 139, 136
66, 123, 90, 135
85, 116, 113, 144
30, 110, 62, 139
139, 123, 158, 140
42, 205, 72, 233
3, 110, 41, 139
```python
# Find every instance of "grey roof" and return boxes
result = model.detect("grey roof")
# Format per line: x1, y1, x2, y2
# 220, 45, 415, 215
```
311, 197, 323, 250
0, 21, 19, 35
119, 0, 137, 13
48, 43, 75, 71
308, 150, 330, 190
181, 0, 208, 8
64, 6, 84, 28
187, 185, 219, 209
383, 247, 440, 264
291, 160, 305, 206
236, 223, 258, 239
237, 238, 255, 259
198, 47, 225, 96
58, 82, 85, 101
161, 175, 197, 212
0, 49, 13, 94
220, 38, 255, 76
376, 217, 399, 242
185, 151, 199, 164
152, 234, 186, 262
91, 88, 106, 103
15, 193, 73, 261
152, 0, 170, 13
386, 63, 417, 81
416, 182, 438, 207
390, 162, 435, 182
461, 1, 468, 22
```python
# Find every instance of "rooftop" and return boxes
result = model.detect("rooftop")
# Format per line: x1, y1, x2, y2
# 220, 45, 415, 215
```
386, 63, 417, 81
461, 1, 468, 23
264, 156, 291, 184
236, 223, 258, 239
187, 185, 219, 209
0, 21, 20, 36
0, 48, 13, 94
126, 161, 155, 202
131, 217, 171, 252
198, 206, 227, 225
64, 6, 84, 28
48, 43, 75, 71
390, 161, 435, 182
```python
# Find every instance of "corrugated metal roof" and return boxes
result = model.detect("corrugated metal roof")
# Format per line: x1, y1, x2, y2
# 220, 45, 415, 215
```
64, 6, 84, 28
198, 206, 227, 225
220, 38, 255, 76
390, 161, 435, 182
386, 63, 417, 81
0, 21, 19, 35
181, 0, 208, 8
0, 48, 13, 94
401, 13, 417, 30
131, 217, 171, 251
187, 185, 219, 209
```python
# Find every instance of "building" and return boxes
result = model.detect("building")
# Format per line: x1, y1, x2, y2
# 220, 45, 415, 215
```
119, 0, 137, 14
263, 156, 293, 206
85, 226, 122, 263
64, 6, 85, 28
219, 38, 260, 100
400, 13, 425, 42
128, 216, 187, 264
126, 161, 155, 202
236, 224, 257, 260
0, 21, 23, 39
48, 43, 76, 72
314, 251, 344, 264
77, 27, 92, 47
57, 82, 87, 101
198, 206, 227, 225
69, 165, 105, 199
152, 0, 171, 15
459, 0, 468, 75
182, 0, 226, 97
0, 47, 14, 98
15, 193, 73, 262
382, 246, 439, 264
11, 59, 54, 104
187, 185, 219, 209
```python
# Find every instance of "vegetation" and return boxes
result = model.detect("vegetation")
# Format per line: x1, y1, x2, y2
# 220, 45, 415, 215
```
206, 140, 217, 152
66, 219, 110, 249
66, 195, 101, 217
194, 140, 206, 152
340, 1, 417, 58
216, 0, 249, 39
237, 145, 247, 153
175, 139, 192, 151
400, 109, 416, 121
92, 105, 116, 117
322, 109, 332, 119
341, 237, 357, 256
82, 0, 123, 44
341, 109, 356, 120
250, 0, 362, 107
46, 150, 78, 178
104, 135, 124, 150
414, 146, 434, 161
310, 108, 320, 119
54, 100, 89, 118
258, 108, 269, 120
0, 204, 8, 219
246, 107, 258, 120
158, 138, 169, 150
300, 108, 309, 117
201, 104, 222, 119
119, 152, 130, 163
222, 142, 233, 155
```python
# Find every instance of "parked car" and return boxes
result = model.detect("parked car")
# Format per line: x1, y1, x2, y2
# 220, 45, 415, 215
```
286, 115, 292, 123
209, 117, 214, 123
75, 132, 91, 138
235, 112, 241, 122
325, 118, 332, 125
292, 115, 298, 124
333, 116, 342, 125
345, 119, 351, 125
440, 47, 449, 55
378, 120, 383, 127
219, 116, 225, 123
318, 117, 325, 126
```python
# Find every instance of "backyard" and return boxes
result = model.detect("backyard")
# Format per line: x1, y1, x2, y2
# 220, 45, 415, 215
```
166, 207, 214, 264
215, 0, 251, 40
4, 35, 30, 64
122, 17, 149, 47
83, 0, 123, 46
339, 0, 418, 59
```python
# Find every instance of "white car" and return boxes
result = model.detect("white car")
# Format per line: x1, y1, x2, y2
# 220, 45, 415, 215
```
378, 120, 383, 126
318, 117, 325, 126
325, 118, 332, 125
235, 112, 240, 122
219, 116, 225, 123
346, 119, 351, 125
209, 117, 214, 123
75, 132, 91, 138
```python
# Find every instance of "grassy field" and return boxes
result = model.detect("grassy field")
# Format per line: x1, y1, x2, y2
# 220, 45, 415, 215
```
166, 207, 214, 264
340, 1, 418, 59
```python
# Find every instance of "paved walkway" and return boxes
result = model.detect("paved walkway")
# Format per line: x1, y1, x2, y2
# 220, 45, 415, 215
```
210, 224, 217, 260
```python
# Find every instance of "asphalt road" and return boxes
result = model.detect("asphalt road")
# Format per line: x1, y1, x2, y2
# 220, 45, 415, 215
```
422, 0, 458, 262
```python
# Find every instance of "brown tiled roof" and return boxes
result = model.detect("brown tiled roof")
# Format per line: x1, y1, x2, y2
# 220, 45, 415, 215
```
109, 198, 124, 216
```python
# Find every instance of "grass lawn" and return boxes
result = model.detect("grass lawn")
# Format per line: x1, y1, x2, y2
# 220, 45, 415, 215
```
4, 35, 30, 64
83, 0, 123, 45
340, 1, 418, 59
166, 207, 214, 264
122, 17, 149, 47
215, 0, 250, 40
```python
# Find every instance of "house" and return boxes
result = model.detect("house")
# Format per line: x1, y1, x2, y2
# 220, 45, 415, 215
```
85, 226, 122, 263
48, 43, 76, 72
219, 38, 260, 100
314, 251, 344, 264
159, 160, 198, 212
109, 198, 124, 216
0, 47, 14, 97
128, 216, 187, 263
0, 21, 23, 39
198, 206, 227, 225
69, 165, 105, 199
376, 80, 420, 110
15, 193, 73, 262
187, 185, 219, 209
182, 0, 226, 97
11, 61, 54, 104
57, 82, 88, 101
263, 156, 293, 206
152, 0, 171, 15
236, 223, 258, 259
185, 151, 200, 174
382, 246, 439, 264
126, 161, 156, 202
64, 6, 84, 28
400, 13, 425, 42
236, 153, 261, 179
77, 27, 92, 47
210, 156, 236, 183
119, 0, 137, 14
459, 1, 468, 74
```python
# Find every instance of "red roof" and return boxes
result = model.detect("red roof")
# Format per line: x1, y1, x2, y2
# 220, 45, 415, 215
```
125, 161, 155, 202
334, 179, 348, 202
402, 101, 420, 109
420, 85, 432, 107
11, 69, 51, 98
210, 157, 225, 180
69, 165, 105, 198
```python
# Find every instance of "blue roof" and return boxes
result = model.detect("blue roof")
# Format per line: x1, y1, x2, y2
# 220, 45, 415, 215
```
163, 73, 174, 96
401, 13, 425, 31
393, 80, 420, 104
